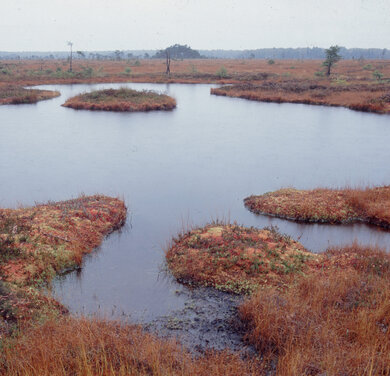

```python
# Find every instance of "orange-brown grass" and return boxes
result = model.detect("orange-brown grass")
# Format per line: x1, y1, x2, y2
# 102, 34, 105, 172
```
2, 59, 390, 85
240, 244, 390, 375
2, 59, 390, 113
211, 81, 390, 114
166, 224, 320, 294
0, 317, 259, 376
245, 186, 390, 229
62, 88, 176, 112
0, 84, 59, 105
0, 195, 126, 331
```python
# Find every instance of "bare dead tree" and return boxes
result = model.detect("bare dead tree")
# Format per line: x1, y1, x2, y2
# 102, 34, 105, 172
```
67, 41, 73, 72
165, 49, 171, 76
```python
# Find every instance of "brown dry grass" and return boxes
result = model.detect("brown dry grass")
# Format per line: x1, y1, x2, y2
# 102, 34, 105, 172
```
62, 88, 176, 112
211, 81, 390, 114
0, 317, 258, 376
1, 58, 390, 84
0, 84, 59, 105
166, 224, 320, 294
2, 59, 390, 113
166, 223, 390, 374
240, 244, 390, 376
245, 186, 390, 229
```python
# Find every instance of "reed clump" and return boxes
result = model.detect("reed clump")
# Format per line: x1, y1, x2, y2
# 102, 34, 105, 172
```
245, 186, 390, 229
62, 88, 176, 112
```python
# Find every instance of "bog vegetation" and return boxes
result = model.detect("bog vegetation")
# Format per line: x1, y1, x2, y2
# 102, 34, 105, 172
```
166, 223, 390, 375
62, 88, 176, 112
0, 195, 126, 336
211, 81, 390, 114
1, 55, 390, 375
1, 59, 390, 113
244, 186, 390, 228
166, 224, 318, 294
0, 84, 59, 105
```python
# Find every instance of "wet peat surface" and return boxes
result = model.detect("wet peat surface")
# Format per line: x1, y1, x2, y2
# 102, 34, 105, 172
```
1, 83, 390, 353
145, 287, 255, 355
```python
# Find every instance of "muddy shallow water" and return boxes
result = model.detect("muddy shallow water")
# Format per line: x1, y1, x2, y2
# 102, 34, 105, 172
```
1, 83, 390, 351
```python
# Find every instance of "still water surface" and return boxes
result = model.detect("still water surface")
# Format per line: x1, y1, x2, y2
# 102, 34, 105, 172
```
1, 83, 390, 322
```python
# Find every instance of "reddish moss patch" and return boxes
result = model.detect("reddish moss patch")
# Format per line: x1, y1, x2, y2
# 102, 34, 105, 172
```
245, 186, 390, 229
0, 195, 126, 328
0, 195, 126, 286
166, 224, 320, 294
0, 84, 60, 105
62, 88, 176, 112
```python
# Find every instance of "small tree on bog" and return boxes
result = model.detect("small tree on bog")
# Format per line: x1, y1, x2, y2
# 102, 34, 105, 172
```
323, 45, 342, 76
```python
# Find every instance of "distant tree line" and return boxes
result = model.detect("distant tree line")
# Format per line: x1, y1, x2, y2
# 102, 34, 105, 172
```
199, 47, 390, 60
0, 47, 389, 60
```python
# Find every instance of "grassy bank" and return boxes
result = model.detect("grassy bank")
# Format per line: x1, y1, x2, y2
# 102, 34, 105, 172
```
0, 84, 59, 105
0, 195, 126, 335
211, 81, 390, 114
62, 88, 176, 112
244, 186, 390, 228
166, 223, 390, 375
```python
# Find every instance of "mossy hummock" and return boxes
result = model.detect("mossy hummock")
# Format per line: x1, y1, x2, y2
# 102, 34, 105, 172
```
166, 224, 319, 294
0, 195, 126, 328
62, 88, 176, 112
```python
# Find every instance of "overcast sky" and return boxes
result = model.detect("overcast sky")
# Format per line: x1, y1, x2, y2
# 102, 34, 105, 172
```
1, 0, 389, 52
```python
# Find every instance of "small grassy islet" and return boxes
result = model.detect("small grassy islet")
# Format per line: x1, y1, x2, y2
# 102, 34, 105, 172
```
62, 87, 176, 112
166, 223, 320, 294
244, 186, 390, 229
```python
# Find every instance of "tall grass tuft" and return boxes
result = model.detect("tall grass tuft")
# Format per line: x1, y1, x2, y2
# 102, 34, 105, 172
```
240, 244, 390, 375
1, 317, 258, 376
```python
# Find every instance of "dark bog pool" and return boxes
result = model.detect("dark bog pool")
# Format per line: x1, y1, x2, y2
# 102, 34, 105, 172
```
1, 83, 390, 349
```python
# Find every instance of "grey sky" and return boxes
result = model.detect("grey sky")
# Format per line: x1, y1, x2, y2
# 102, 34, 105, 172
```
1, 0, 389, 51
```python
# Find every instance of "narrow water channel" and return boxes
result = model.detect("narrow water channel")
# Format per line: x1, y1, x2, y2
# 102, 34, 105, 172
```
1, 83, 390, 350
